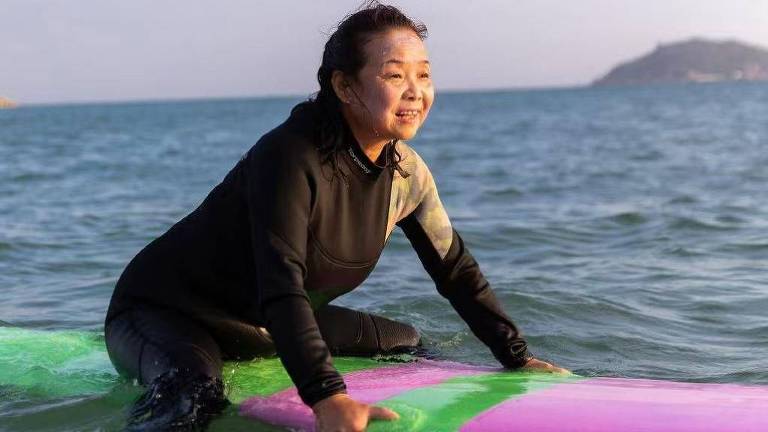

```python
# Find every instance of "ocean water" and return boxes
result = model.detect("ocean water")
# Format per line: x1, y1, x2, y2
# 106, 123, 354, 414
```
1, 83, 767, 430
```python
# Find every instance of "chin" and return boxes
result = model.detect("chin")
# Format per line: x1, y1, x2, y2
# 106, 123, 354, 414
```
393, 125, 421, 141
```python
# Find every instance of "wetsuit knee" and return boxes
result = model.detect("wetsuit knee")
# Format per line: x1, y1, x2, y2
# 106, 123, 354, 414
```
369, 313, 422, 351
104, 308, 223, 385
315, 305, 421, 356
105, 308, 229, 429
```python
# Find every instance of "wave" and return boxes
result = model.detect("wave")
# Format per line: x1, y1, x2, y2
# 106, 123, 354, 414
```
482, 186, 523, 198
668, 216, 737, 232
606, 211, 648, 226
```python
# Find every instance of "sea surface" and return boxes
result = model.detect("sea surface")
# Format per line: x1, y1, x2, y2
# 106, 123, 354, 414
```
1, 83, 767, 430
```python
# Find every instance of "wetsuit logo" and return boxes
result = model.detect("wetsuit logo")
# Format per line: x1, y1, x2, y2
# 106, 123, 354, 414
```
347, 147, 371, 174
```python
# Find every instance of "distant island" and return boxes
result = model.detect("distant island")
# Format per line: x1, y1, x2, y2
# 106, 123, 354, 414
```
0, 97, 18, 109
592, 38, 768, 86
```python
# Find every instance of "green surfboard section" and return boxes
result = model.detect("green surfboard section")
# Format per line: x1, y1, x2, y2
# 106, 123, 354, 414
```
0, 327, 388, 402
1, 327, 578, 431
223, 356, 388, 403
0, 327, 116, 398
370, 372, 582, 431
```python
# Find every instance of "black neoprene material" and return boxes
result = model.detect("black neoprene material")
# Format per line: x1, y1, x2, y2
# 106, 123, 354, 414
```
105, 304, 416, 429
105, 103, 530, 406
105, 305, 419, 385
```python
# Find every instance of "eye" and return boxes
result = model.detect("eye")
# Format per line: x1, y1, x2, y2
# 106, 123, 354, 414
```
386, 73, 404, 80
419, 72, 431, 79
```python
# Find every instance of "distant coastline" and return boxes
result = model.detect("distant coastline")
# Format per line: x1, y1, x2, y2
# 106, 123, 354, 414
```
593, 38, 768, 86
0, 97, 18, 109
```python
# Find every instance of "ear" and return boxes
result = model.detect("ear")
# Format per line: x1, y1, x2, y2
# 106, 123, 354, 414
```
331, 70, 351, 104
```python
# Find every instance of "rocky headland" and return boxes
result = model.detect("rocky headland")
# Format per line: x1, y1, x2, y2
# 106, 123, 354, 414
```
593, 38, 768, 86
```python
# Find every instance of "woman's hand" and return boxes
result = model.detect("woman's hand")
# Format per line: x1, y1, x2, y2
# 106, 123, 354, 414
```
312, 393, 399, 432
521, 357, 571, 375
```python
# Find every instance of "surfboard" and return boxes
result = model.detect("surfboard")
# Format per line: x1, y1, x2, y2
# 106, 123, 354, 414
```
2, 326, 767, 431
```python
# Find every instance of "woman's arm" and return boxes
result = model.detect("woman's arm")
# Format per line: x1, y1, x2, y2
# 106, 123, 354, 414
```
394, 147, 565, 371
243, 137, 346, 406
398, 215, 533, 368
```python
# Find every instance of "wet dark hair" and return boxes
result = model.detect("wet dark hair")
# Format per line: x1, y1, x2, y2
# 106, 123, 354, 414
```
296, 1, 428, 179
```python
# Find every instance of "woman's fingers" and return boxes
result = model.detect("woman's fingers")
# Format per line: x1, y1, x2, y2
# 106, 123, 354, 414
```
368, 405, 400, 421
313, 395, 399, 431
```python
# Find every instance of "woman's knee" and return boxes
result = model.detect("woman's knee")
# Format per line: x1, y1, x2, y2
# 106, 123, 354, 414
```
106, 308, 228, 429
315, 305, 421, 355
104, 307, 223, 385
369, 313, 422, 351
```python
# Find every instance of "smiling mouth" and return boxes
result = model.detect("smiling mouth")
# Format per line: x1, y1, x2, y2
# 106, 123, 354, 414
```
395, 110, 420, 119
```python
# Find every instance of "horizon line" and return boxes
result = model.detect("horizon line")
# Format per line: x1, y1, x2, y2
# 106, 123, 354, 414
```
8, 83, 588, 108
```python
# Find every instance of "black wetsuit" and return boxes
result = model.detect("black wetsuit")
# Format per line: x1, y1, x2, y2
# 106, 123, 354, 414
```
104, 103, 531, 413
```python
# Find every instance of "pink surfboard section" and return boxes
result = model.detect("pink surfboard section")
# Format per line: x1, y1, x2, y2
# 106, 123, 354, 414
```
460, 377, 768, 432
240, 360, 490, 431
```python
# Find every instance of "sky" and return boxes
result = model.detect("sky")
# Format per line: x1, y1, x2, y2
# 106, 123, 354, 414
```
2, 0, 768, 105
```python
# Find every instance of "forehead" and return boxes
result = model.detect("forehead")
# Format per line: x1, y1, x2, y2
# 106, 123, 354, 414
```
363, 28, 429, 65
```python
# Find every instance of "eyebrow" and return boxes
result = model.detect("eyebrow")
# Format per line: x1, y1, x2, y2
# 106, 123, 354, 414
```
382, 59, 430, 66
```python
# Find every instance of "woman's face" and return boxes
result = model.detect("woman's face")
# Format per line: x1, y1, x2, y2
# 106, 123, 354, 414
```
340, 28, 434, 144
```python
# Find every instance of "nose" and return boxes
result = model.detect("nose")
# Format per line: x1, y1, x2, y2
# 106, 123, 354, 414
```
402, 76, 423, 101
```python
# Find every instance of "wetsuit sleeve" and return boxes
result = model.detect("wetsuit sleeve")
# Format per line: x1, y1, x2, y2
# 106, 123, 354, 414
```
396, 164, 533, 369
243, 141, 346, 406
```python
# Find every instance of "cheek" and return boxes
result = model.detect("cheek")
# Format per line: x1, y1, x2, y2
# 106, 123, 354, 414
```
423, 88, 435, 114
383, 86, 403, 107
369, 87, 401, 118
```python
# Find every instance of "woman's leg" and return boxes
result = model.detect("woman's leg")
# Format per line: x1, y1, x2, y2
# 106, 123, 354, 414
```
315, 305, 422, 356
206, 304, 422, 360
105, 307, 228, 430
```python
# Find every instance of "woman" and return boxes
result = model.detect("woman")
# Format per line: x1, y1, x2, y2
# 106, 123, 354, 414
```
105, 3, 567, 431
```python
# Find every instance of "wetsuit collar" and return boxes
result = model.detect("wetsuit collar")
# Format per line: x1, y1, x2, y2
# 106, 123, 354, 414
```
289, 103, 390, 179
342, 121, 386, 178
